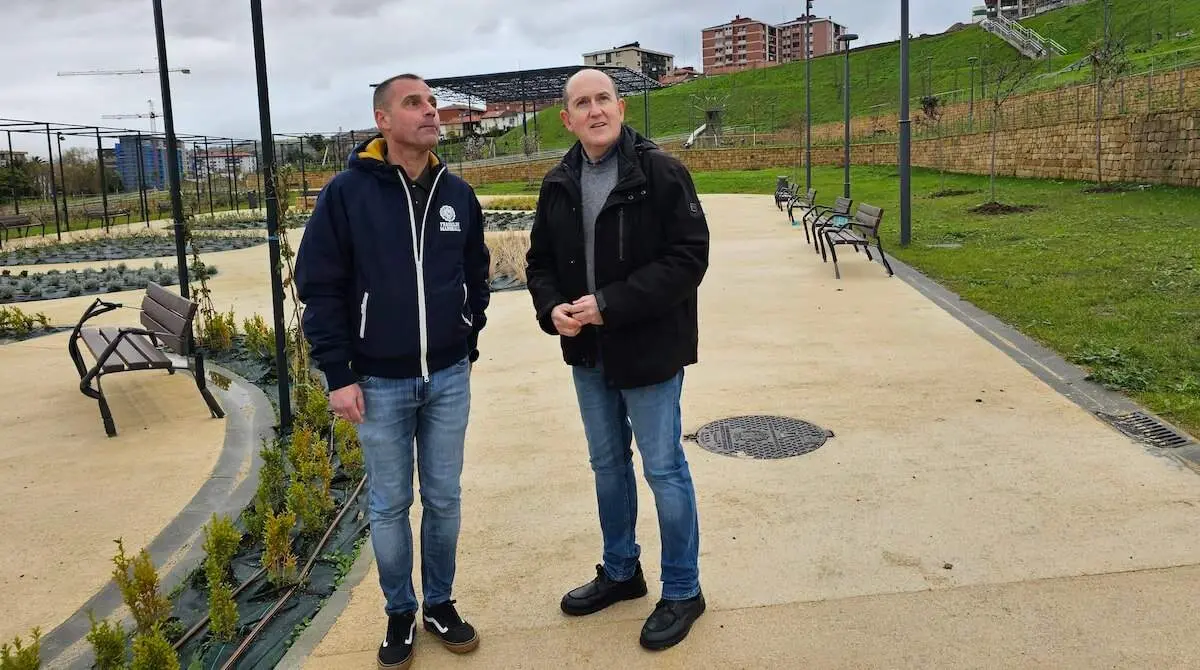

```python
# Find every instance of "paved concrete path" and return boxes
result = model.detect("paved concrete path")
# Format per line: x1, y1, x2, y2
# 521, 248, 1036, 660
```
288, 195, 1200, 668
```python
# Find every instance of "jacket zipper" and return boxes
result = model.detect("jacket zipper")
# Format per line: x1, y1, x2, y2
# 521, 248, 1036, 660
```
461, 283, 472, 327
618, 208, 626, 262
359, 291, 369, 339
399, 166, 447, 382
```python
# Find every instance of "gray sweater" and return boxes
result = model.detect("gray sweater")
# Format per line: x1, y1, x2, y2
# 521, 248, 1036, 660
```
580, 143, 619, 295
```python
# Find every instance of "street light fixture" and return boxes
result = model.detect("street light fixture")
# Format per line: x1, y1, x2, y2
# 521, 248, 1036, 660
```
838, 33, 858, 199
804, 0, 813, 191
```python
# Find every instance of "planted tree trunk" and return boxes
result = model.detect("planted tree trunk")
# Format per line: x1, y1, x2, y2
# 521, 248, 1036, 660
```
990, 107, 1000, 203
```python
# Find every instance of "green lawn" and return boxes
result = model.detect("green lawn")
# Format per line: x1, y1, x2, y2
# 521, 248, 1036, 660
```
479, 165, 1200, 437
493, 0, 1200, 154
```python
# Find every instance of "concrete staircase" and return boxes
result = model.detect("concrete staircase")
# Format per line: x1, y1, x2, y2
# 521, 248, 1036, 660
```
982, 13, 1068, 59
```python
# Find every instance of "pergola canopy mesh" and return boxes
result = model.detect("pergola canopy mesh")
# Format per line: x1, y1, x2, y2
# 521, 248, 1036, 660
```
376, 65, 661, 105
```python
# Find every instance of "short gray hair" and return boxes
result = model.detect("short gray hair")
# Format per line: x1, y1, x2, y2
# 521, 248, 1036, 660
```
374, 73, 424, 111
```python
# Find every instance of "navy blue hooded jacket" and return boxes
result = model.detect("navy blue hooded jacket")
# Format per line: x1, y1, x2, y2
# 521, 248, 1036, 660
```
295, 136, 490, 391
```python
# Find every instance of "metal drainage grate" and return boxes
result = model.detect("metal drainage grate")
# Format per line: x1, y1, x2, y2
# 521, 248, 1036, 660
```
691, 416, 833, 459
1098, 411, 1194, 449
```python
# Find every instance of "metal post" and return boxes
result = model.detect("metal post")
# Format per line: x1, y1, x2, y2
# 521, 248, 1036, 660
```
56, 133, 69, 231
226, 140, 235, 211
232, 143, 240, 212
253, 140, 261, 209
152, 0, 189, 297
44, 125, 61, 240
969, 56, 978, 131
251, 0, 294, 435
96, 129, 110, 233
298, 135, 307, 210
643, 81, 650, 138
193, 142, 202, 214
203, 137, 214, 216
804, 0, 812, 191
6, 131, 18, 215
135, 132, 148, 225
899, 1, 912, 246
840, 35, 857, 199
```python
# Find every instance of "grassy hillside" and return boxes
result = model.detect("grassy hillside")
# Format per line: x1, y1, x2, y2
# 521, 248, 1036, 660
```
495, 0, 1200, 153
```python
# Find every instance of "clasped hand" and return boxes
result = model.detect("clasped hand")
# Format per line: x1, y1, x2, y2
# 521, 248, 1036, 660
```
551, 295, 603, 337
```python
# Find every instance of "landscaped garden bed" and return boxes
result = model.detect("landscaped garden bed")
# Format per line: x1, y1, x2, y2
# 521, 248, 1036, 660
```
0, 262, 214, 305
484, 211, 534, 232
0, 232, 264, 267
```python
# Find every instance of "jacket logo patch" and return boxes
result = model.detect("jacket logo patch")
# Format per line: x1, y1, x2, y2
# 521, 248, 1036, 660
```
439, 205, 460, 234
439, 204, 460, 231
689, 202, 700, 215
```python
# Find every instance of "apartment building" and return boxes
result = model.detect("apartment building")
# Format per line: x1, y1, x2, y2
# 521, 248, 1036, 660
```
582, 41, 675, 82
702, 14, 848, 75
777, 15, 849, 62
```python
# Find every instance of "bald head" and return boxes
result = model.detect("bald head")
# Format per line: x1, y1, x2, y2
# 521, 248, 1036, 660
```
562, 69, 618, 110
559, 68, 626, 159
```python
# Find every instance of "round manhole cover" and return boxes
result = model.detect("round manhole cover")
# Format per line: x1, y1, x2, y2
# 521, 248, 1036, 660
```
692, 416, 832, 459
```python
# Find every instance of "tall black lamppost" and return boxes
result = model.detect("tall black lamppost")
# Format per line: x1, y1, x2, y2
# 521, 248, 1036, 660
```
838, 33, 858, 199
899, 0, 912, 246
804, 0, 813, 191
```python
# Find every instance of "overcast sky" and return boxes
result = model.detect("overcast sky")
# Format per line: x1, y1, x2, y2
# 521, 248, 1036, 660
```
0, 0, 966, 158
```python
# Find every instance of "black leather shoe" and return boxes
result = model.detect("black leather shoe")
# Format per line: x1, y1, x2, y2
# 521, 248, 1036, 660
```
422, 600, 479, 653
561, 563, 648, 616
639, 591, 706, 650
377, 612, 415, 669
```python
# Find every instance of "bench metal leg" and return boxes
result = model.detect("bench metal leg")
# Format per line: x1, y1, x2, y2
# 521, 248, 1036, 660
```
80, 374, 117, 437
875, 241, 895, 277
193, 354, 225, 420
826, 234, 842, 279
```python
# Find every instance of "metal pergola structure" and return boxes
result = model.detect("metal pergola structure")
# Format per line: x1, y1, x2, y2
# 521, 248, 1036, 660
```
0, 117, 260, 241
378, 65, 663, 141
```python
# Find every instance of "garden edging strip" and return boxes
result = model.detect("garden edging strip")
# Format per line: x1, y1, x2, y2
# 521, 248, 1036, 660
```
39, 361, 273, 669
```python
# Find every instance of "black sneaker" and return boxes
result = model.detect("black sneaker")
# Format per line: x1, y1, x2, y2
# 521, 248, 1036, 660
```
560, 562, 649, 616
377, 612, 415, 669
422, 600, 479, 653
639, 591, 706, 650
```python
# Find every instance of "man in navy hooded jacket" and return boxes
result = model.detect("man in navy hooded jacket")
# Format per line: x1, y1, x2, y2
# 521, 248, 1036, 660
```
295, 73, 489, 669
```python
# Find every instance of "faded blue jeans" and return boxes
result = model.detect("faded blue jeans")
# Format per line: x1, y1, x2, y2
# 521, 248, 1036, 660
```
356, 357, 470, 616
571, 365, 701, 601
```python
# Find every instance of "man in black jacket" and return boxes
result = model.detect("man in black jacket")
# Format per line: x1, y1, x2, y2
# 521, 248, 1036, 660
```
295, 74, 488, 669
525, 68, 710, 650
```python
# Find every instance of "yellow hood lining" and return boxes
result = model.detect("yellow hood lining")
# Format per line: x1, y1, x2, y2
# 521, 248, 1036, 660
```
358, 137, 440, 167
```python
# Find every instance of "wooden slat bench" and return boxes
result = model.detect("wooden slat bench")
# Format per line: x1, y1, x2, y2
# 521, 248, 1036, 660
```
0, 214, 44, 247
787, 187, 817, 232
68, 282, 224, 437
802, 196, 852, 249
818, 203, 895, 280
82, 206, 132, 227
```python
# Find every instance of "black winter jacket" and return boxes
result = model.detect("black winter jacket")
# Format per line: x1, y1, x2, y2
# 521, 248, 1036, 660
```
295, 136, 491, 391
525, 125, 709, 389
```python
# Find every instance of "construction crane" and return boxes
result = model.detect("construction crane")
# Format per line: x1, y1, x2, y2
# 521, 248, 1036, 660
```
101, 100, 160, 134
57, 67, 191, 76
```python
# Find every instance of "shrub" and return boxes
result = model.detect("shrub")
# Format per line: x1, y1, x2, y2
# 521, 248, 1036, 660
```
67, 282, 82, 297
0, 306, 50, 339
334, 418, 365, 481
111, 538, 172, 635
286, 427, 334, 539
202, 514, 241, 590
245, 440, 288, 537
0, 628, 41, 670
293, 382, 331, 434
18, 279, 33, 293
86, 613, 127, 670
262, 510, 299, 587
0, 287, 13, 301
129, 624, 179, 670
207, 582, 238, 642
200, 308, 236, 352
242, 314, 274, 360
84, 279, 101, 291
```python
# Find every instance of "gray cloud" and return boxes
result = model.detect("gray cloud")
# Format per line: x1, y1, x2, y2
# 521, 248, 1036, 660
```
0, 0, 969, 157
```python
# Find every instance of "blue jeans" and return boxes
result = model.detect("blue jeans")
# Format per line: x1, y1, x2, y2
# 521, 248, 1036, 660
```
571, 365, 701, 600
356, 357, 470, 615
